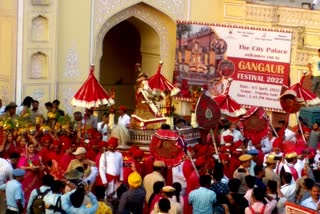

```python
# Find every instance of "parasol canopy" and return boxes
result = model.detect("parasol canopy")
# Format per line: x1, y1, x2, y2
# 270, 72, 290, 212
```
150, 129, 186, 167
239, 106, 269, 141
214, 79, 246, 118
195, 92, 221, 129
286, 72, 320, 106
71, 65, 115, 108
148, 61, 180, 96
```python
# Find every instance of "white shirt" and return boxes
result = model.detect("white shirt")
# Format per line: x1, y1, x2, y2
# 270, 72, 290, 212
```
99, 151, 123, 184
281, 183, 297, 202
97, 121, 108, 141
0, 106, 5, 116
0, 158, 13, 185
261, 137, 272, 154
220, 129, 243, 145
294, 159, 305, 178
301, 196, 320, 210
44, 192, 62, 214
172, 162, 186, 188
118, 114, 130, 127
284, 128, 296, 142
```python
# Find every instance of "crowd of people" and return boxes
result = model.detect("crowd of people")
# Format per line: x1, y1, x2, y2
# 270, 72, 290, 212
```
0, 96, 319, 214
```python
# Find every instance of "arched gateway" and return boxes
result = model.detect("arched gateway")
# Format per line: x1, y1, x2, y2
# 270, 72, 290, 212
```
94, 3, 176, 110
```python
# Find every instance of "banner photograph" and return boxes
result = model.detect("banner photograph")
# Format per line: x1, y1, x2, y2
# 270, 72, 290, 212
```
174, 21, 292, 111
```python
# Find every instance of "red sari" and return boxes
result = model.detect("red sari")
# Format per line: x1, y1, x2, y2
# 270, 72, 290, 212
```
17, 153, 42, 202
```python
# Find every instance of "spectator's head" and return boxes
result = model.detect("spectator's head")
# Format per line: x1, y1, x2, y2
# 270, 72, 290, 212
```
304, 178, 315, 190
245, 175, 256, 189
5, 102, 17, 115
52, 100, 60, 108
160, 123, 171, 130
70, 187, 85, 208
45, 102, 52, 110
73, 111, 82, 121
266, 180, 277, 194
51, 180, 66, 194
153, 181, 165, 194
128, 171, 142, 189
254, 165, 265, 178
172, 182, 182, 194
21, 96, 33, 107
162, 186, 176, 198
228, 178, 241, 193
239, 154, 252, 168
94, 185, 106, 200
32, 100, 39, 110
252, 187, 265, 202
153, 160, 166, 172
158, 198, 171, 213
12, 169, 25, 181
282, 172, 292, 184
311, 184, 320, 201
199, 175, 212, 188
8, 152, 20, 167
42, 174, 54, 186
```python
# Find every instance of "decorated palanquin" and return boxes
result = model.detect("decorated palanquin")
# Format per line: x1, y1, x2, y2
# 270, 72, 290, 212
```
130, 64, 166, 129
130, 62, 179, 130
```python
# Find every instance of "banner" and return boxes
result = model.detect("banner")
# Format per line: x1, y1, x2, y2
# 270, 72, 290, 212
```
285, 202, 318, 214
174, 21, 292, 111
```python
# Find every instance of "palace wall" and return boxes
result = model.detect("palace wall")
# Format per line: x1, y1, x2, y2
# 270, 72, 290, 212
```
0, 0, 17, 105
5, 0, 320, 124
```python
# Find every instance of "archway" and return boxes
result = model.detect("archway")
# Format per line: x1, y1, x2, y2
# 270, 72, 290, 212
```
99, 17, 160, 111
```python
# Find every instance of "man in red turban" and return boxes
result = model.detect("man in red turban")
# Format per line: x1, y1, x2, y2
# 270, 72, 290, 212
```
99, 137, 123, 197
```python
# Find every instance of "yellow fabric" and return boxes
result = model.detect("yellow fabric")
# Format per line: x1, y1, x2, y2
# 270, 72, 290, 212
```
96, 201, 113, 214
128, 171, 142, 188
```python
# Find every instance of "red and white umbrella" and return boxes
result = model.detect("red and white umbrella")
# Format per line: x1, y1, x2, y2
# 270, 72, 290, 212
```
150, 129, 186, 167
286, 71, 320, 106
239, 106, 269, 141
214, 79, 247, 118
148, 61, 180, 96
71, 65, 115, 108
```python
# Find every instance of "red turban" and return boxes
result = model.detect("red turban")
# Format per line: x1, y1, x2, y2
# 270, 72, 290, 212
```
98, 141, 108, 149
53, 139, 61, 147
273, 137, 283, 149
129, 146, 139, 154
119, 105, 127, 112
87, 128, 95, 135
195, 157, 206, 167
41, 135, 52, 143
198, 145, 209, 156
94, 132, 102, 138
133, 149, 144, 158
108, 137, 119, 147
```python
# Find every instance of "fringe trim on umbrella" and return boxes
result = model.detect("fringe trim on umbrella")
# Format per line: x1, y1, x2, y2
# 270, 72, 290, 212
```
71, 98, 114, 108
220, 107, 247, 118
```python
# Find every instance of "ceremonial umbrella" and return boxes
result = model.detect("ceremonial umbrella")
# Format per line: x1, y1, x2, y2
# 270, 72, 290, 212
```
239, 106, 269, 141
195, 92, 221, 162
148, 61, 180, 96
214, 78, 247, 118
149, 129, 186, 167
71, 65, 115, 108
286, 71, 320, 106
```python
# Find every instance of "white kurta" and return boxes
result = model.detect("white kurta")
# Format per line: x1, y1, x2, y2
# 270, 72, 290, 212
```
99, 151, 123, 196
118, 114, 130, 126
97, 122, 108, 141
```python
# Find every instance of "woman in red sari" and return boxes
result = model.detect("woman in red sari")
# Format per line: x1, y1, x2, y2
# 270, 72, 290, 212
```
0, 131, 19, 159
17, 142, 44, 202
